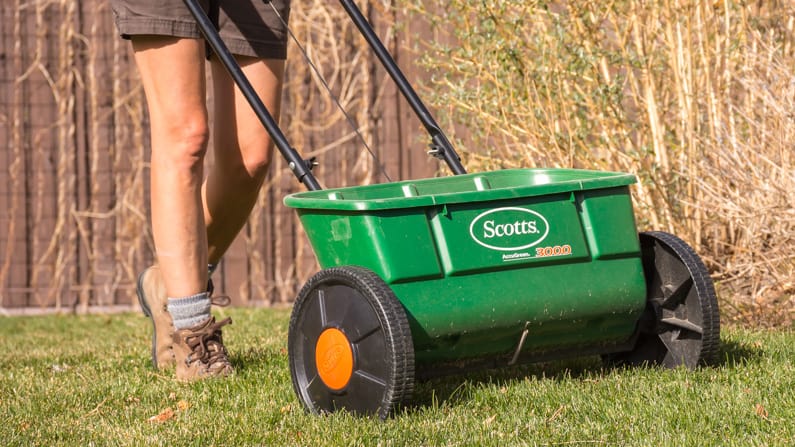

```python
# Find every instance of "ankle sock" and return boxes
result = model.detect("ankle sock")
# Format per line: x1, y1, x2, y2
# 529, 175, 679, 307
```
167, 292, 211, 330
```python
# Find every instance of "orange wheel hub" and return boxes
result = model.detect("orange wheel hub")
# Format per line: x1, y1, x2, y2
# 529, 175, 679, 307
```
315, 327, 354, 390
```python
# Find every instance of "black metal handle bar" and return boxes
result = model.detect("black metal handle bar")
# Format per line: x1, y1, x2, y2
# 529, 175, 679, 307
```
182, 0, 322, 190
338, 0, 467, 175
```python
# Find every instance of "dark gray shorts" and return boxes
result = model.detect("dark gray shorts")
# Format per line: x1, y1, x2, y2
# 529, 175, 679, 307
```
110, 0, 291, 59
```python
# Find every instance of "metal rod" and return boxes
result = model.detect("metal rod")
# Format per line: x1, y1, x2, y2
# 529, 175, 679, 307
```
182, 0, 321, 190
508, 322, 530, 366
338, 0, 467, 175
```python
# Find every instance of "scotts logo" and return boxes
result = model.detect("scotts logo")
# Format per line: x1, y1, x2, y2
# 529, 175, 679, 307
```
319, 344, 345, 375
469, 207, 549, 251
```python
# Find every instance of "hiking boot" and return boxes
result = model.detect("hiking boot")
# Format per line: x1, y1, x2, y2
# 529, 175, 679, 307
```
172, 315, 234, 382
137, 265, 174, 370
137, 265, 226, 370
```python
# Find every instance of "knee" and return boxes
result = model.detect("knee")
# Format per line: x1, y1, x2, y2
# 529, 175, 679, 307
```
217, 141, 274, 186
241, 149, 273, 183
155, 119, 210, 172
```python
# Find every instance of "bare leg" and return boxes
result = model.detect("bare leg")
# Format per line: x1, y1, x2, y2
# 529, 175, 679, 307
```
204, 57, 285, 265
132, 36, 209, 298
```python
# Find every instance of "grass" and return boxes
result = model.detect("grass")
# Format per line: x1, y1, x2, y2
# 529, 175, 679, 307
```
1, 308, 793, 446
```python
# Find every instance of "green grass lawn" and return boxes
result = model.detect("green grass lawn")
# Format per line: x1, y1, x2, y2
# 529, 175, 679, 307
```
1, 307, 793, 446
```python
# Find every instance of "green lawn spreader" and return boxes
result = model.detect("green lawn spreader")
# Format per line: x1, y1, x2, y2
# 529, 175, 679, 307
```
185, 0, 720, 420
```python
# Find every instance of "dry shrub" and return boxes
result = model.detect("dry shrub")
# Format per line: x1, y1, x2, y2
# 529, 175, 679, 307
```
410, 0, 795, 326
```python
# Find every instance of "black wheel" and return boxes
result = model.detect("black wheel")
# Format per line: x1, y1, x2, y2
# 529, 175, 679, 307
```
608, 231, 720, 369
288, 266, 414, 420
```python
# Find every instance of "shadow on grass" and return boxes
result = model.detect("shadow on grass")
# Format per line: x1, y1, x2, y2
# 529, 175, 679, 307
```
408, 356, 606, 410
406, 337, 765, 412
715, 337, 765, 367
227, 345, 290, 377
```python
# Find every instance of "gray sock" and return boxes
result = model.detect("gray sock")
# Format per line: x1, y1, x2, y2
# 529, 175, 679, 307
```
167, 292, 211, 330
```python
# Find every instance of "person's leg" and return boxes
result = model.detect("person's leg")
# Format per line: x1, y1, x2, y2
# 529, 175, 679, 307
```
133, 36, 233, 381
132, 36, 210, 298
203, 56, 286, 265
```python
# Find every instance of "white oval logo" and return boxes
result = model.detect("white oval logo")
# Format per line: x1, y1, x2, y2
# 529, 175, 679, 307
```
469, 207, 549, 251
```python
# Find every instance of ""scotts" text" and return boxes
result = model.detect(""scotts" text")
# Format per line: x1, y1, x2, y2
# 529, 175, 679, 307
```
482, 220, 539, 238
469, 206, 549, 251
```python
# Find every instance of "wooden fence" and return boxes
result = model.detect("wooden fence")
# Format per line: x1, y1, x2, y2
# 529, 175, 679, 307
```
0, 0, 441, 312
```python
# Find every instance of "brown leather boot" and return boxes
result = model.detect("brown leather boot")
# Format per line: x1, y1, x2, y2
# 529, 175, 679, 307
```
172, 315, 234, 382
137, 265, 175, 370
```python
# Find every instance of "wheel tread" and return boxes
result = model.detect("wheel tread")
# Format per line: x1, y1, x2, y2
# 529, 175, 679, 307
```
641, 231, 721, 367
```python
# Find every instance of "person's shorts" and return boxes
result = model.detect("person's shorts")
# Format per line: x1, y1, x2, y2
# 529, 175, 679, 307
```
110, 0, 290, 59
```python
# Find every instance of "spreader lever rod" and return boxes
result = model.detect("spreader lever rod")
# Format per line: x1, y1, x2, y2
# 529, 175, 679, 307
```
182, 0, 322, 191
338, 0, 467, 175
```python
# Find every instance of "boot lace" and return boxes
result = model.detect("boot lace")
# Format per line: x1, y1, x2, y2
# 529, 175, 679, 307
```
183, 315, 233, 368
